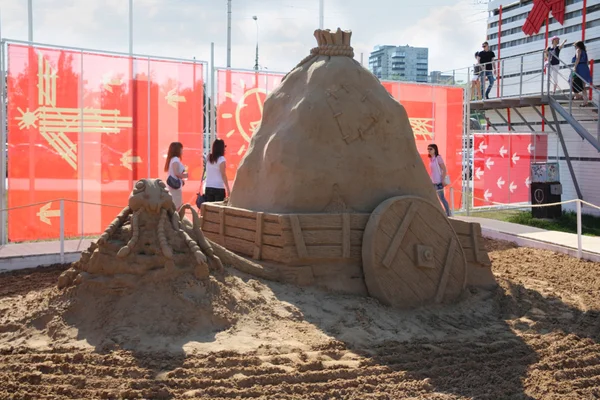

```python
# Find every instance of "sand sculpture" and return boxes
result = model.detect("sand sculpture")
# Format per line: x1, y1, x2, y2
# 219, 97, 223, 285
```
58, 178, 223, 289
202, 28, 497, 309
57, 29, 495, 310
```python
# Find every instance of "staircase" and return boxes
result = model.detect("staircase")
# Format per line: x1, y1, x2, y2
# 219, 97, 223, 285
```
547, 76, 600, 153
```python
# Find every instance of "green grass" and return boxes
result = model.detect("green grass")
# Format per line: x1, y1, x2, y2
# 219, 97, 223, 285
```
469, 209, 600, 237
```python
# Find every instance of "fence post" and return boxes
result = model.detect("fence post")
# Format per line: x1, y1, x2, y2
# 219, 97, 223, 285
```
588, 59, 594, 100
576, 200, 582, 259
210, 42, 216, 144
0, 40, 7, 246
500, 59, 505, 98
450, 187, 455, 217
519, 55, 524, 97
60, 199, 65, 264
541, 52, 546, 95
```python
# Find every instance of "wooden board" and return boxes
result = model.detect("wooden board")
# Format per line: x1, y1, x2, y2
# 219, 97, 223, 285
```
362, 196, 467, 309
448, 218, 496, 289
202, 203, 366, 264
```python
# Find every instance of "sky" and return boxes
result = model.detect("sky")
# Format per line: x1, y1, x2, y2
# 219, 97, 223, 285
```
0, 0, 489, 79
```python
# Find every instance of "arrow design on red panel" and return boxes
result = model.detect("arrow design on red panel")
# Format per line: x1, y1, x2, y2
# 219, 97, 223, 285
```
486, 158, 495, 170
478, 141, 488, 153
484, 189, 493, 201
497, 177, 506, 189
475, 167, 484, 180
528, 143, 535, 154
525, 177, 532, 188
499, 145, 508, 158
512, 153, 520, 165
510, 182, 518, 193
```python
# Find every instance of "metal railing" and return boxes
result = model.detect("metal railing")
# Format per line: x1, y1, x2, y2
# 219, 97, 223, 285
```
0, 199, 122, 263
450, 187, 600, 259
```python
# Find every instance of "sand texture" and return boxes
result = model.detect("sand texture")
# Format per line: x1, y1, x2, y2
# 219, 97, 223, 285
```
229, 30, 442, 214
1, 239, 599, 399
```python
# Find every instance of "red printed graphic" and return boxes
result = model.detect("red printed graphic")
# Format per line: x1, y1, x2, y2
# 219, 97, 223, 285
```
473, 133, 549, 207
522, 0, 566, 36
216, 70, 284, 186
6, 44, 204, 242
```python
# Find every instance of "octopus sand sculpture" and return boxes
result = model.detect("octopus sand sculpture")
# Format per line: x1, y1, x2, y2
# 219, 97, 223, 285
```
58, 178, 223, 289
202, 28, 497, 309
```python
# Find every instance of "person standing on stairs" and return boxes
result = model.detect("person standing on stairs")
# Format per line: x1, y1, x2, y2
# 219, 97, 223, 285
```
545, 36, 567, 94
571, 41, 592, 107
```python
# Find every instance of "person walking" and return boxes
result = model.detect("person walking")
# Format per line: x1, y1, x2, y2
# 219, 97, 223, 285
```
204, 139, 231, 202
571, 40, 592, 106
164, 142, 188, 210
545, 36, 567, 94
477, 42, 496, 99
471, 52, 482, 101
427, 144, 451, 217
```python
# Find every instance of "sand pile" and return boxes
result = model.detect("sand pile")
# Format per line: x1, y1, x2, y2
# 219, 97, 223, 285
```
1, 240, 600, 399
24, 178, 246, 351
0, 270, 256, 353
229, 28, 441, 214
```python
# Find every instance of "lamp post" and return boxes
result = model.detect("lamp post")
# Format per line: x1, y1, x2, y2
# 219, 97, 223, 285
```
252, 16, 259, 71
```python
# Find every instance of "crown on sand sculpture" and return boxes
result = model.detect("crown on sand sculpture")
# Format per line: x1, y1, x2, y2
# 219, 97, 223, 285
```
295, 28, 355, 68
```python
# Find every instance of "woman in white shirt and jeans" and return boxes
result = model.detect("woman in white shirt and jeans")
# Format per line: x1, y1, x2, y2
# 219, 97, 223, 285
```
204, 139, 230, 202
164, 142, 188, 209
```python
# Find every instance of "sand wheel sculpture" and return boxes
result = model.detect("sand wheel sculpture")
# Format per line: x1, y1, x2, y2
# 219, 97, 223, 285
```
362, 196, 468, 308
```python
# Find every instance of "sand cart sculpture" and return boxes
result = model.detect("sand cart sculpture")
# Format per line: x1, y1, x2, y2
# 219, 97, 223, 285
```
58, 178, 223, 289
202, 28, 495, 309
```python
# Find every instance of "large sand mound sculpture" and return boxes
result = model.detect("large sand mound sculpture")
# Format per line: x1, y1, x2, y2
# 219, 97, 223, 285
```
229, 29, 440, 214
202, 28, 497, 309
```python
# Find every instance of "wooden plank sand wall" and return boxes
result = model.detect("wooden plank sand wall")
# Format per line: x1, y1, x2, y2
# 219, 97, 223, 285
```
201, 203, 370, 265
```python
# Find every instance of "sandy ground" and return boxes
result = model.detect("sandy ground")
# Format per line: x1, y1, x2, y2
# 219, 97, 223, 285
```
0, 239, 599, 399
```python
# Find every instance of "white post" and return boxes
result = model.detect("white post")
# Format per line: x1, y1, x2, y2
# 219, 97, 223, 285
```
59, 200, 65, 263
27, 0, 33, 42
576, 199, 582, 259
128, 0, 133, 55
210, 42, 216, 144
319, 0, 324, 29
0, 36, 7, 245
226, 0, 232, 67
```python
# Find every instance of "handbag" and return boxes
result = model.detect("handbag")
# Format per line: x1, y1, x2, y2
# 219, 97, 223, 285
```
435, 156, 451, 186
196, 193, 206, 209
166, 175, 182, 190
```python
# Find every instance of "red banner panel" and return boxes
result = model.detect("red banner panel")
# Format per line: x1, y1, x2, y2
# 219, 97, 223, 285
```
216, 70, 284, 186
147, 59, 204, 208
473, 133, 548, 207
383, 81, 464, 211
7, 45, 84, 241
6, 44, 204, 242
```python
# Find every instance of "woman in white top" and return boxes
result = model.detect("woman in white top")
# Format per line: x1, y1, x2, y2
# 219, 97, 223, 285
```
164, 142, 188, 209
203, 139, 230, 202
427, 143, 451, 217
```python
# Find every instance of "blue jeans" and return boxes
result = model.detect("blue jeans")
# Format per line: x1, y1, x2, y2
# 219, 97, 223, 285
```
480, 70, 495, 98
434, 183, 451, 216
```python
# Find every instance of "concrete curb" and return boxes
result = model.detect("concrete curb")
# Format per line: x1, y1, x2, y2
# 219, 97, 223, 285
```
0, 253, 80, 273
481, 228, 600, 263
